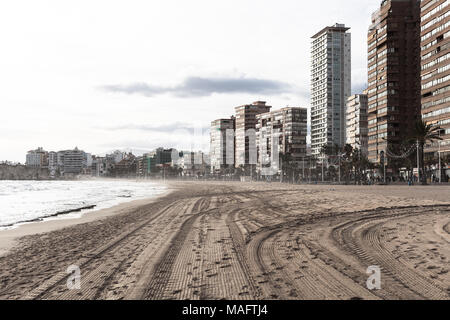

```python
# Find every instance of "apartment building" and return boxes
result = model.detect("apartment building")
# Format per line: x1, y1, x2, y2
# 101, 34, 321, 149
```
25, 147, 48, 168
311, 23, 351, 157
367, 0, 421, 164
346, 93, 369, 155
178, 151, 210, 176
420, 0, 450, 157
256, 107, 308, 173
235, 101, 271, 168
48, 151, 58, 176
57, 147, 87, 175
210, 117, 235, 173
113, 154, 137, 177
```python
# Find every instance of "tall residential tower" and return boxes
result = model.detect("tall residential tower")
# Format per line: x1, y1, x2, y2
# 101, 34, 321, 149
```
367, 0, 421, 164
420, 0, 450, 158
311, 23, 351, 157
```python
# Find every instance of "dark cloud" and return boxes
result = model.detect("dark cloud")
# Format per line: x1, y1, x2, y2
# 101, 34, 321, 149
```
101, 76, 295, 97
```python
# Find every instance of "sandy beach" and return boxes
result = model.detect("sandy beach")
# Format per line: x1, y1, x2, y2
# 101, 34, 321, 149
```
0, 182, 449, 300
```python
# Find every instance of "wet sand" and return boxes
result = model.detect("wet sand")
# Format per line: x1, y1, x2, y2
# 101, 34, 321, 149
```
0, 187, 174, 257
0, 182, 449, 300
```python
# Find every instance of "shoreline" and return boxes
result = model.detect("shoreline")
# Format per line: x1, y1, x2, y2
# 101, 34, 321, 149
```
0, 185, 174, 257
0, 205, 98, 229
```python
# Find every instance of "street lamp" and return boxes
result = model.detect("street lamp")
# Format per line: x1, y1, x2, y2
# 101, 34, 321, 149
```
416, 139, 420, 184
302, 156, 305, 182
438, 124, 442, 184
380, 150, 386, 184
322, 157, 324, 183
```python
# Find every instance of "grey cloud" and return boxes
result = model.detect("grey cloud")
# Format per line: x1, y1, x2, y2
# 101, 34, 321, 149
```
352, 82, 368, 95
104, 122, 210, 133
101, 76, 295, 97
99, 134, 210, 153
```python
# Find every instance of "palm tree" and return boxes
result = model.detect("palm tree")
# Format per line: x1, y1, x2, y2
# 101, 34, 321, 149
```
320, 144, 340, 157
279, 153, 294, 183
409, 120, 443, 184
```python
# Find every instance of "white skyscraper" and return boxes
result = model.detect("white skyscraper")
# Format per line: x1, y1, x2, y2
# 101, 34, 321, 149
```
310, 23, 351, 157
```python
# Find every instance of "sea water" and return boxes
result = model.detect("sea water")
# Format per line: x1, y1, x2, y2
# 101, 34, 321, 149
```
0, 180, 166, 228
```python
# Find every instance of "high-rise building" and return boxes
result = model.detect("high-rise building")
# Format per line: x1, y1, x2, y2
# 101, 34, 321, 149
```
311, 23, 351, 157
26, 147, 48, 168
235, 101, 272, 168
256, 107, 308, 173
346, 93, 369, 155
210, 117, 235, 173
367, 0, 421, 164
420, 0, 450, 157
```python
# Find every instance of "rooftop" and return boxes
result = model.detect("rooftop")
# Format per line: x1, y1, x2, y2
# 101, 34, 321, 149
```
311, 23, 350, 39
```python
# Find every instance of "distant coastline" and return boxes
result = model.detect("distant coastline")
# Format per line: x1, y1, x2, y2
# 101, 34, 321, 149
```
0, 163, 54, 180
0, 164, 134, 181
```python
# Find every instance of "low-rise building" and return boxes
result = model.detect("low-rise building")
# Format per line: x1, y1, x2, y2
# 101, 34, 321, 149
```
136, 153, 153, 178
113, 153, 137, 177
48, 151, 58, 177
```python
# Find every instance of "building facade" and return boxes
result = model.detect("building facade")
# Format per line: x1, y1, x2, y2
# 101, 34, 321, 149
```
148, 148, 175, 171
210, 117, 235, 173
48, 151, 58, 177
135, 148, 175, 177
256, 107, 308, 173
346, 93, 369, 155
57, 147, 86, 175
26, 147, 48, 168
135, 154, 153, 178
311, 23, 351, 157
178, 151, 210, 177
235, 101, 271, 168
113, 153, 137, 177
420, 0, 450, 157
367, 0, 421, 164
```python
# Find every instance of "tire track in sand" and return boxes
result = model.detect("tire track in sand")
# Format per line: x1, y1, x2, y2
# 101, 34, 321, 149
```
24, 199, 195, 300
332, 207, 450, 300
142, 204, 220, 299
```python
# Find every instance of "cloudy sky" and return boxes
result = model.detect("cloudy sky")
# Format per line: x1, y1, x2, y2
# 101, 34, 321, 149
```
0, 0, 381, 162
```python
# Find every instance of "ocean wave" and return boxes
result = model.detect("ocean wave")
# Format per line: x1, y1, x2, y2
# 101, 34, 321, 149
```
0, 180, 166, 228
